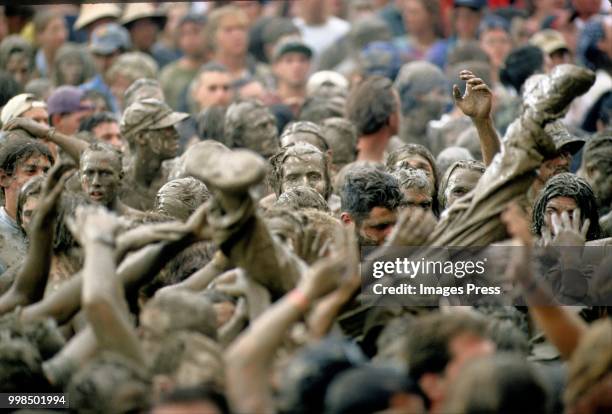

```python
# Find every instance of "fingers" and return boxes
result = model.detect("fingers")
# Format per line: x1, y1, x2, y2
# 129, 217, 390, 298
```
571, 208, 581, 232
551, 212, 563, 235
542, 225, 553, 246
466, 77, 485, 86
580, 218, 590, 239
459, 70, 475, 80
46, 171, 70, 204
471, 84, 491, 93
560, 210, 572, 232
43, 161, 75, 191
452, 84, 462, 102
2, 119, 16, 131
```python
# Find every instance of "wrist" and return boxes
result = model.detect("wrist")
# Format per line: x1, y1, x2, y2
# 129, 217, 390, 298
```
46, 127, 56, 140
84, 233, 116, 248
473, 115, 493, 125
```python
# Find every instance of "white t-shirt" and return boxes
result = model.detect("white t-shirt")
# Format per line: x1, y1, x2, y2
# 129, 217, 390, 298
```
293, 16, 350, 63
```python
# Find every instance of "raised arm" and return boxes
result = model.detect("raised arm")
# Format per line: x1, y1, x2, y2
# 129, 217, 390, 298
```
502, 203, 588, 360
453, 70, 500, 166
0, 162, 73, 314
225, 235, 352, 413
21, 202, 210, 325
3, 117, 88, 164
74, 206, 144, 365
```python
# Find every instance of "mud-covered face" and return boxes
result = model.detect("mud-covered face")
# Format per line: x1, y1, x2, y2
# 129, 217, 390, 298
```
543, 195, 578, 232
392, 154, 435, 187
243, 109, 279, 157
147, 126, 180, 159
444, 167, 482, 208
357, 206, 397, 246
20, 194, 39, 232
80, 151, 121, 207
6, 52, 31, 86
281, 154, 328, 198
402, 187, 433, 211
582, 160, 612, 207
538, 150, 571, 184
58, 55, 85, 85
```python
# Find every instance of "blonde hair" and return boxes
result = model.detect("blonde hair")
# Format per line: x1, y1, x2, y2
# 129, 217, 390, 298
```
205, 5, 248, 52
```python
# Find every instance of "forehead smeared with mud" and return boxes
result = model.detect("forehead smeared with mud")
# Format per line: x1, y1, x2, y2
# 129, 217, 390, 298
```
80, 143, 122, 173
275, 186, 330, 212
391, 168, 432, 192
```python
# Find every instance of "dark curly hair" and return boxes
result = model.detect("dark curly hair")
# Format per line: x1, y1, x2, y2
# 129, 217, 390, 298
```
340, 167, 404, 223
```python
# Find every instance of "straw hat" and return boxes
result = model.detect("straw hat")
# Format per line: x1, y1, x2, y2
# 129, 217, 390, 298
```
74, 3, 122, 31
121, 3, 166, 29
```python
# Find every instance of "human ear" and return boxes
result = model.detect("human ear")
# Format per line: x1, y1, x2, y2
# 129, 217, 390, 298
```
0, 169, 12, 188
419, 373, 444, 404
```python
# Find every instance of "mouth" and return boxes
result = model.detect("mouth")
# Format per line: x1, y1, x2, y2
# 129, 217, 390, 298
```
89, 191, 105, 201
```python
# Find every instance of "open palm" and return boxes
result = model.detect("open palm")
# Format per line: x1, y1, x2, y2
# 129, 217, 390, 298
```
453, 70, 492, 120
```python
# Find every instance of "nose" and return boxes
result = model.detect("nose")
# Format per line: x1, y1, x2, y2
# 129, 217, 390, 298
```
91, 172, 101, 185
557, 153, 571, 167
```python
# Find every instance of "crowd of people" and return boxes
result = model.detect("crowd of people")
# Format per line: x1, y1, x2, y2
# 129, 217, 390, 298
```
0, 0, 610, 413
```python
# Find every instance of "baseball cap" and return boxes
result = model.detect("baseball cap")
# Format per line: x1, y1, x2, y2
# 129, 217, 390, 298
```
306, 71, 349, 96
47, 86, 94, 116
89, 23, 131, 56
178, 13, 207, 28
1, 93, 47, 125
530, 29, 569, 56
73, 3, 122, 31
454, 0, 487, 10
121, 3, 166, 29
272, 37, 312, 61
477, 14, 511, 37
120, 98, 189, 139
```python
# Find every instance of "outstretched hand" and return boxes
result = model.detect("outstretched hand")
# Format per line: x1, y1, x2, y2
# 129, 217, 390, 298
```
386, 207, 437, 246
453, 70, 493, 120
31, 161, 75, 229
3, 117, 50, 138
543, 209, 589, 247
298, 226, 359, 302
67, 205, 123, 247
